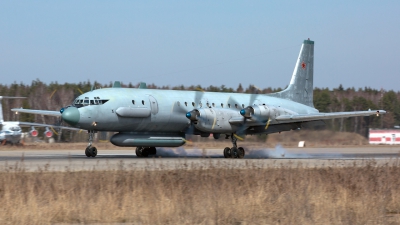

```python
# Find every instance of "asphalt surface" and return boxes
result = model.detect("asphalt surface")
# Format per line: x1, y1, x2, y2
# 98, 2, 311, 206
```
1, 146, 400, 171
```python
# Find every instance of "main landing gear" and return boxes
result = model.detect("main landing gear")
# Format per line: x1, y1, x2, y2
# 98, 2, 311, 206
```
135, 147, 157, 157
223, 134, 245, 159
85, 130, 97, 157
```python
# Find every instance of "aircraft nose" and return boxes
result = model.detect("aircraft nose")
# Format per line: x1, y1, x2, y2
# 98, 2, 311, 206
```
61, 107, 80, 126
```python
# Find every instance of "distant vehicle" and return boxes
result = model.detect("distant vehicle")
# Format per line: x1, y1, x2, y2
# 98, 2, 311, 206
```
0, 96, 78, 145
13, 39, 385, 156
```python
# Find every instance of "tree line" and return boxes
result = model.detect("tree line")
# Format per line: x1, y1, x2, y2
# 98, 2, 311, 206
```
1, 80, 399, 138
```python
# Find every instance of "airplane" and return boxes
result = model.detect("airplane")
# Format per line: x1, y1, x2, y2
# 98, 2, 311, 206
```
0, 96, 78, 145
12, 39, 386, 157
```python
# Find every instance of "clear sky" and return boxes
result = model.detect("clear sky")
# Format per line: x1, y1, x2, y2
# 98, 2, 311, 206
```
1, 1, 399, 91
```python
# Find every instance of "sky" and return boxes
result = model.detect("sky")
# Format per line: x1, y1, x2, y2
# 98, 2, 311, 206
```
1, 1, 399, 91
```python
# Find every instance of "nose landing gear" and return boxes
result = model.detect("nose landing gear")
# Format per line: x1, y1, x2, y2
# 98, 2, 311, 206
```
85, 130, 97, 157
223, 134, 245, 158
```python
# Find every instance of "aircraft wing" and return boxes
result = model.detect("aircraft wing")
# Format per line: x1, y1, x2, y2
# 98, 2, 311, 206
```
11, 108, 61, 117
275, 110, 386, 123
13, 122, 80, 131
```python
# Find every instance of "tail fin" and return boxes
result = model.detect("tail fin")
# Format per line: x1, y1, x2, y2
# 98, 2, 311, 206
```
269, 39, 314, 107
0, 96, 27, 123
0, 97, 3, 123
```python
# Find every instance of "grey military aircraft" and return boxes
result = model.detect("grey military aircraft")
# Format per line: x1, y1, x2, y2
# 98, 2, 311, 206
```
12, 39, 385, 157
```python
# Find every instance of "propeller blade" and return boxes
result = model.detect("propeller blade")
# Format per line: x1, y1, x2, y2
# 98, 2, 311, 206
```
194, 87, 205, 107
172, 101, 187, 114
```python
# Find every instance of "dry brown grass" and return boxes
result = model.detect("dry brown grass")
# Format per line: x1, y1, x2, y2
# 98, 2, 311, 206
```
1, 161, 400, 224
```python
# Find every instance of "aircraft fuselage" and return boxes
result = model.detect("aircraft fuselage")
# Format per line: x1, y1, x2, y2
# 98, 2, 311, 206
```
65, 88, 319, 133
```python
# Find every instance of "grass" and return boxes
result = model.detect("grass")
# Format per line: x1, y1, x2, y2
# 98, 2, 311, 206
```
1, 161, 400, 224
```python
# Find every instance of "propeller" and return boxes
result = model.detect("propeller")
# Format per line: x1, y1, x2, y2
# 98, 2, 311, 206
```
181, 87, 207, 143
229, 85, 270, 140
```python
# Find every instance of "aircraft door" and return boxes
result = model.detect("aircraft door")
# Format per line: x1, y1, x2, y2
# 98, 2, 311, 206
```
148, 95, 158, 115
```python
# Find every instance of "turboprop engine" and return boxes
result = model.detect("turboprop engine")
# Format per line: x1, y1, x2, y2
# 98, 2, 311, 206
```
44, 127, 53, 138
30, 128, 38, 137
240, 104, 272, 121
186, 108, 244, 133
185, 105, 292, 134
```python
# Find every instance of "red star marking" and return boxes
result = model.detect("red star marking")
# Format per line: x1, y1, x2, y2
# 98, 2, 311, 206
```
301, 62, 306, 69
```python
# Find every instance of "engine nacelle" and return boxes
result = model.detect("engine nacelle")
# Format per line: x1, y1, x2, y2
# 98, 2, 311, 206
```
191, 108, 241, 133
240, 105, 271, 121
30, 128, 38, 137
44, 128, 53, 138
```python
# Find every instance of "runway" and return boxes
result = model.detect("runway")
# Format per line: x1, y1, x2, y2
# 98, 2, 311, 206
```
1, 146, 400, 171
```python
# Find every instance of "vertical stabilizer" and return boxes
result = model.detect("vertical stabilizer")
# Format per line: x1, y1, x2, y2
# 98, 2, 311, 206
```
0, 96, 27, 123
0, 98, 3, 123
269, 39, 314, 107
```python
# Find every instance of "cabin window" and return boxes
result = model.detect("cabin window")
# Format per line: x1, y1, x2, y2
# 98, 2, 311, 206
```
206, 103, 210, 108
242, 104, 244, 108
221, 103, 224, 108
192, 102, 195, 107
235, 104, 238, 108
212, 103, 215, 107
132, 100, 135, 105
228, 104, 231, 108
142, 100, 145, 105
185, 102, 187, 106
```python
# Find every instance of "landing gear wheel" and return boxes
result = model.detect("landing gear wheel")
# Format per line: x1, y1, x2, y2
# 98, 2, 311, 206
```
223, 147, 231, 158
85, 146, 97, 157
141, 148, 149, 157
85, 130, 97, 157
136, 147, 143, 157
231, 147, 238, 158
148, 147, 157, 155
237, 147, 245, 159
136, 147, 149, 157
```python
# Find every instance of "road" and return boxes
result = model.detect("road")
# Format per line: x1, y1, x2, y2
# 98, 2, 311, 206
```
1, 146, 400, 171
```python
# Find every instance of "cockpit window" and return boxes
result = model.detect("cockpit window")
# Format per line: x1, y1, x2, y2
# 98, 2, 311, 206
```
10, 127, 21, 131
72, 96, 109, 108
